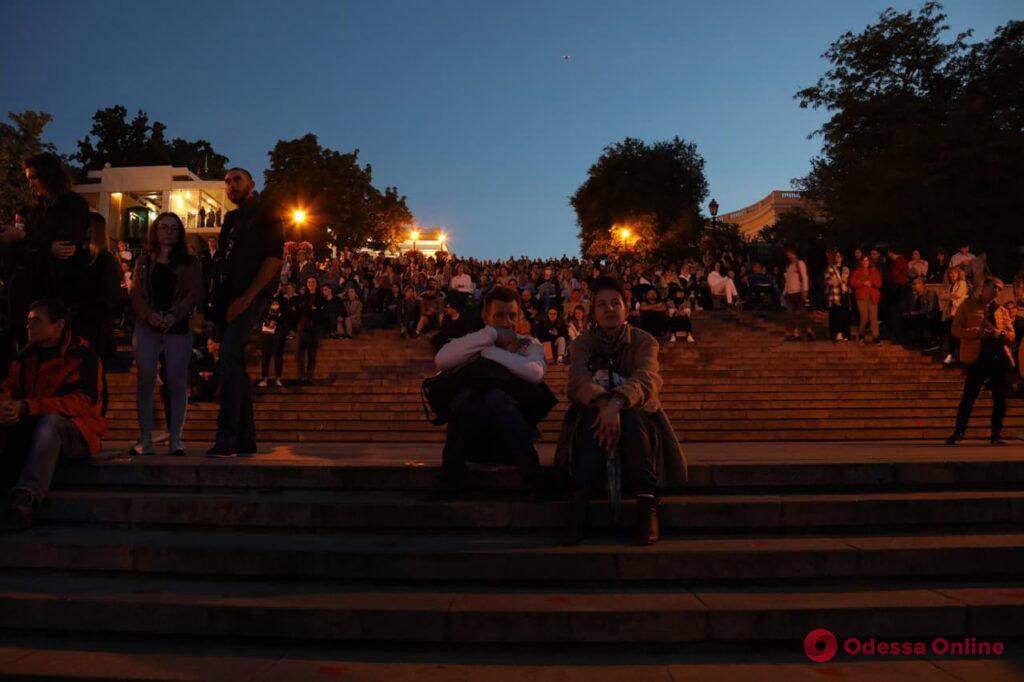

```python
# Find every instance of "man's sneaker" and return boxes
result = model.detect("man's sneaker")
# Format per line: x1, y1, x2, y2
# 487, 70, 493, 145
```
991, 435, 1008, 446
669, 333, 677, 344
274, 379, 284, 388
257, 378, 268, 388
206, 445, 237, 459
945, 431, 965, 446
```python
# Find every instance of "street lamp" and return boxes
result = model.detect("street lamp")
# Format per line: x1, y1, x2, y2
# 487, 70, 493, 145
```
292, 209, 307, 226
708, 199, 719, 225
410, 229, 420, 253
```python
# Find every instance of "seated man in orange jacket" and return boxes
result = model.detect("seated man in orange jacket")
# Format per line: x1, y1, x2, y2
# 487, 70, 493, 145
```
1, 298, 107, 532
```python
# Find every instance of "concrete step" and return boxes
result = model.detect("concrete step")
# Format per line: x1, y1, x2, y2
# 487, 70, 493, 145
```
5, 526, 1024, 584
54, 458, 1024, 492
5, 636, 1019, 682
35, 489, 1024, 531
1, 573, 1021, 643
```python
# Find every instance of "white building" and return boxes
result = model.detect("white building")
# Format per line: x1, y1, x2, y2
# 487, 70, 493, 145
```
393, 227, 449, 259
72, 164, 234, 245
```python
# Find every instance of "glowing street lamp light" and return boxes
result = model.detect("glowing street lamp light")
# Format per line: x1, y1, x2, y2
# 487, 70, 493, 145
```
292, 209, 307, 225
409, 229, 420, 253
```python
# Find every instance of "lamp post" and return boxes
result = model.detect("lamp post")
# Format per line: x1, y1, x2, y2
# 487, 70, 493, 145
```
709, 199, 719, 226
410, 229, 420, 254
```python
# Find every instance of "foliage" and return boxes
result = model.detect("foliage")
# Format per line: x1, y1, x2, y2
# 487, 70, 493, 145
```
757, 209, 829, 252
0, 111, 56, 221
74, 105, 228, 179
796, 3, 1024, 273
262, 134, 413, 254
571, 137, 708, 257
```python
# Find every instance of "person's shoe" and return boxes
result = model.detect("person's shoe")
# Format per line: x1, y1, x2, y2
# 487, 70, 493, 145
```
274, 378, 284, 388
990, 435, 1008, 446
634, 496, 660, 546
669, 333, 677, 344
560, 492, 590, 546
256, 378, 268, 388
2, 490, 34, 533
206, 445, 237, 459
943, 354, 954, 365
128, 442, 155, 457
170, 448, 187, 457
945, 431, 965, 446
686, 334, 695, 343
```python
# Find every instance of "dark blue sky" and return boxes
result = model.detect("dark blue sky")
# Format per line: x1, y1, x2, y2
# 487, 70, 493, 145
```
2, 0, 1018, 258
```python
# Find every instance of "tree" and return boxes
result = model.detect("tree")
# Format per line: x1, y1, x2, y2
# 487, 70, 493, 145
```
757, 208, 829, 252
571, 137, 708, 257
0, 111, 56, 221
796, 3, 1024, 273
74, 105, 228, 178
262, 134, 413, 253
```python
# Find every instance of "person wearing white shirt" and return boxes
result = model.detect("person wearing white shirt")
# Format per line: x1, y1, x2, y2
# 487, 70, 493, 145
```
949, 244, 974, 271
449, 263, 474, 294
432, 286, 549, 496
706, 262, 739, 308
783, 248, 813, 340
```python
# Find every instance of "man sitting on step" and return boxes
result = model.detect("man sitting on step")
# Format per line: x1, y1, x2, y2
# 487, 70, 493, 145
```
1, 299, 107, 532
432, 286, 551, 497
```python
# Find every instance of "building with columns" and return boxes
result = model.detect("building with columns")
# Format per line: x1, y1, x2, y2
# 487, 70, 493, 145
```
72, 164, 234, 246
717, 190, 823, 237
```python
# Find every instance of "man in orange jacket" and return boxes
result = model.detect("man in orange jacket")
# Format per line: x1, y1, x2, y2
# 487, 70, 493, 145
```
1, 298, 106, 531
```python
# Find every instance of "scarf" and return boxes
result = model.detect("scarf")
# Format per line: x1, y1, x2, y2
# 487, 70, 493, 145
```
594, 323, 629, 365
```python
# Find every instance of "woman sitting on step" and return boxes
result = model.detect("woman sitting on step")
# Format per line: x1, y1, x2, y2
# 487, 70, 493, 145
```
556, 276, 687, 547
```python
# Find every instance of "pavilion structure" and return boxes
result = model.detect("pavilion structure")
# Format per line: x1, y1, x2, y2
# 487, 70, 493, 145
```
72, 164, 234, 246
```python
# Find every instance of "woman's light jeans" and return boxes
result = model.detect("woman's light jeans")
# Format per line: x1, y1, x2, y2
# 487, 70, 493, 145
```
133, 322, 192, 451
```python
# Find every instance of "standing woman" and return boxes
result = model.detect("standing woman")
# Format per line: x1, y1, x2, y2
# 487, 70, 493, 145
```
130, 213, 202, 455
850, 255, 882, 344
825, 252, 851, 342
295, 276, 325, 384
782, 248, 812, 340
556, 277, 687, 546
939, 266, 969, 366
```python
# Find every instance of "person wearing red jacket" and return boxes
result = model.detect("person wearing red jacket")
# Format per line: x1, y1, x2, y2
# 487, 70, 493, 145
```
885, 248, 911, 340
850, 256, 883, 343
1, 298, 106, 532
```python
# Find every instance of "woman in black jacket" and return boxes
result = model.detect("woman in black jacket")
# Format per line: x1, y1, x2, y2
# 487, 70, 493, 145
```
294, 276, 325, 384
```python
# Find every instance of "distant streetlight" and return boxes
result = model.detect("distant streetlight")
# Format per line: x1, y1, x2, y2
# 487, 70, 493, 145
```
709, 199, 719, 225
410, 229, 420, 252
292, 209, 307, 225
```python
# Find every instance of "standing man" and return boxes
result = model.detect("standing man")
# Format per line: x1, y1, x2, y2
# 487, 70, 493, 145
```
946, 278, 1016, 445
207, 168, 283, 458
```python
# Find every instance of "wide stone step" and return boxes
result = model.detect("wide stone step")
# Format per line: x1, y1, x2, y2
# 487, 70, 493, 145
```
6, 637, 1019, 682
36, 489, 1024, 531
5, 526, 1024, 584
54, 458, 1024, 491
97, 428, 1021, 444
1, 573, 1020, 643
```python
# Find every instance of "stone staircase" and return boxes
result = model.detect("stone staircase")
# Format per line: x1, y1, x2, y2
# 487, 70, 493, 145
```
1, 454, 1023, 654
99, 310, 1022, 444
2, 311, 1023, 677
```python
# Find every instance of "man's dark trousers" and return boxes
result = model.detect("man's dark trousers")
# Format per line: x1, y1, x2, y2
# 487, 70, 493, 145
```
954, 353, 1011, 437
214, 297, 267, 452
440, 388, 540, 485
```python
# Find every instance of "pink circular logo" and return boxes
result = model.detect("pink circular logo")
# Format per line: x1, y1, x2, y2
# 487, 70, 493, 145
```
805, 628, 838, 662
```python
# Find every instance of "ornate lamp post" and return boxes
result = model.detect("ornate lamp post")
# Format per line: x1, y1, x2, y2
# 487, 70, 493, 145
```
709, 198, 719, 225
